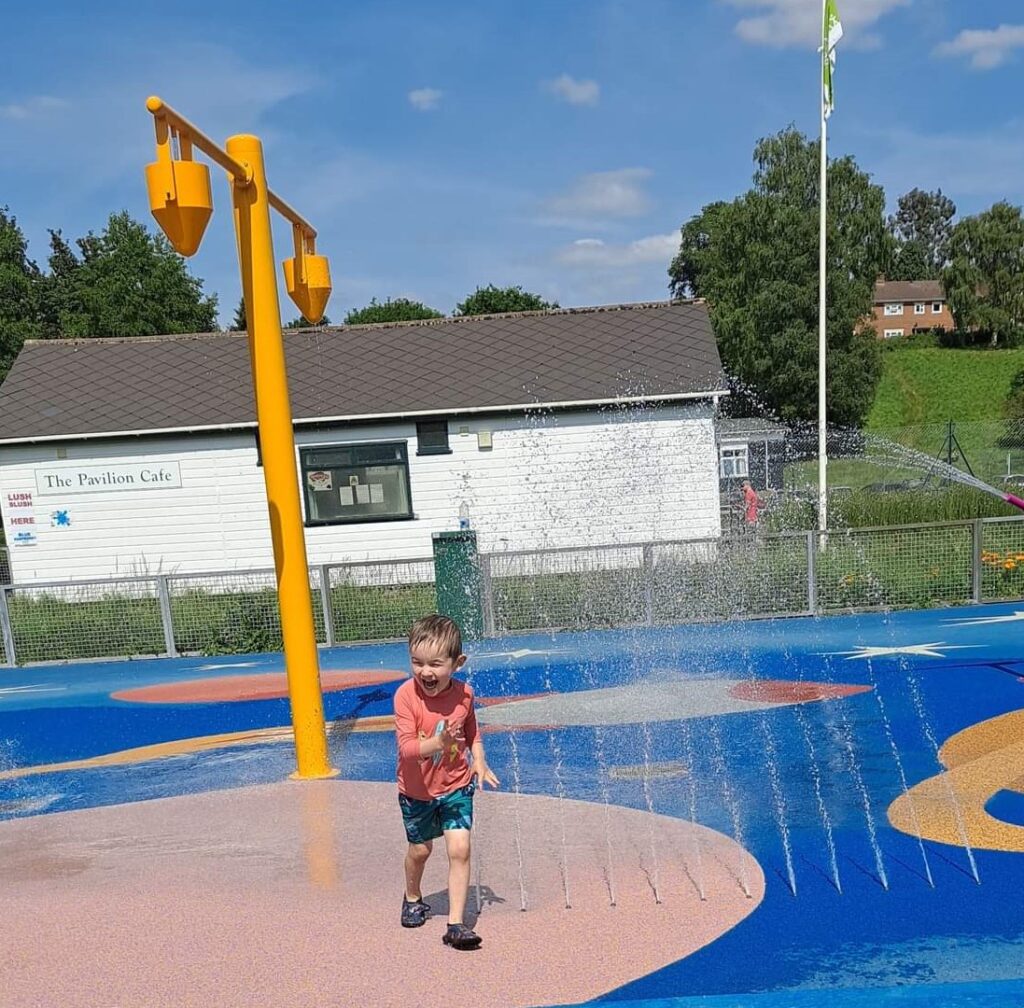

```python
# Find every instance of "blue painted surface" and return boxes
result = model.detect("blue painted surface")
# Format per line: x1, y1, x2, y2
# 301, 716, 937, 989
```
1, 603, 1023, 1005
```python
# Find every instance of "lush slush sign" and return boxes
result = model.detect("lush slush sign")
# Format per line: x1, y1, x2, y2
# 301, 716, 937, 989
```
35, 463, 182, 495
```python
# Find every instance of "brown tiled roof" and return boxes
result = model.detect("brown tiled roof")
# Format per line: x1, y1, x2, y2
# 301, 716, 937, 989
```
873, 280, 945, 304
0, 301, 725, 443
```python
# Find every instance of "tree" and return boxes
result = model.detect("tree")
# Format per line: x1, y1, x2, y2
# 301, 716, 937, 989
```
41, 211, 218, 337
888, 188, 955, 279
344, 297, 444, 325
1005, 369, 1024, 419
669, 127, 887, 426
454, 284, 557, 316
0, 207, 43, 382
943, 202, 1024, 347
232, 297, 247, 331
285, 313, 331, 328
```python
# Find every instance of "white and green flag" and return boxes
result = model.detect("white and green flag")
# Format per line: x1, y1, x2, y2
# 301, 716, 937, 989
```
822, 0, 843, 118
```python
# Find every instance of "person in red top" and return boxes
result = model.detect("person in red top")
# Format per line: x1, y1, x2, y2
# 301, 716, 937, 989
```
742, 479, 764, 527
394, 613, 500, 950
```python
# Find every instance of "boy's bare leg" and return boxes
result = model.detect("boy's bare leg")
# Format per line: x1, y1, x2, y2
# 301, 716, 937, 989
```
443, 829, 472, 924
405, 840, 433, 901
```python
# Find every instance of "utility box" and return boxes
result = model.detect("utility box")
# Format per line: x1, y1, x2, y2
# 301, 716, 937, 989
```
432, 530, 483, 640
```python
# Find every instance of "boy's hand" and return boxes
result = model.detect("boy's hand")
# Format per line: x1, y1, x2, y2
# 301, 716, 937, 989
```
473, 763, 500, 789
439, 720, 464, 750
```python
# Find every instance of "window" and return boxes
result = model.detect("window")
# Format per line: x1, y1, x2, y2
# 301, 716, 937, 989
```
300, 442, 413, 525
883, 328, 904, 339
719, 445, 749, 479
932, 302, 942, 313
914, 303, 926, 315
415, 419, 451, 455
883, 303, 903, 316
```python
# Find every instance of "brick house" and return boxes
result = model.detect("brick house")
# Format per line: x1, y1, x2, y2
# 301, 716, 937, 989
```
868, 278, 955, 339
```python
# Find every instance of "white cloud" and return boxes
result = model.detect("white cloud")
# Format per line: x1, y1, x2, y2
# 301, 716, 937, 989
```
408, 87, 443, 111
557, 233, 678, 269
934, 24, 1024, 70
0, 95, 68, 120
545, 73, 600, 106
724, 0, 908, 49
543, 168, 653, 224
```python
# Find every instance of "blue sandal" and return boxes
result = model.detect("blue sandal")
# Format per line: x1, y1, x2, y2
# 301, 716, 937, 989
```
401, 896, 431, 928
443, 923, 482, 950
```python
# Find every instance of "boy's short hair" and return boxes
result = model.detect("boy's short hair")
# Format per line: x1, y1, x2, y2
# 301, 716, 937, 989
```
409, 613, 463, 659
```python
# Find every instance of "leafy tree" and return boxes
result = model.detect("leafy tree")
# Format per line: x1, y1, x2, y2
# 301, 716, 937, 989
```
888, 188, 956, 279
888, 239, 931, 283
669, 127, 887, 426
454, 284, 557, 316
41, 211, 218, 337
0, 207, 43, 382
1005, 368, 1024, 419
344, 297, 444, 325
285, 313, 331, 328
943, 201, 1024, 347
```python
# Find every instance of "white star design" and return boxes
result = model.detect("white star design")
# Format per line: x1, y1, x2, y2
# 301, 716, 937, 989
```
822, 643, 982, 660
472, 648, 570, 660
190, 661, 261, 671
943, 610, 1024, 626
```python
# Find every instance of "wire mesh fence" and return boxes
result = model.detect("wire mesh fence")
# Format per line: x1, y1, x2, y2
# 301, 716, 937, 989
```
0, 517, 1021, 665
327, 558, 435, 643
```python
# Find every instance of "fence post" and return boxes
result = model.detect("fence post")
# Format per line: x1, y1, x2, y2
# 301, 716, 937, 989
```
971, 519, 983, 604
479, 554, 496, 637
319, 564, 336, 647
806, 531, 818, 615
642, 543, 655, 626
156, 576, 178, 658
0, 586, 16, 666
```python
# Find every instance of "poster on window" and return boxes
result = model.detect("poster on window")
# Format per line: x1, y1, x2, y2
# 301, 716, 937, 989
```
307, 470, 333, 491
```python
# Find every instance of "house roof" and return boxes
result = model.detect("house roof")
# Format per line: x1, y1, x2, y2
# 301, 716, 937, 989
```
873, 279, 944, 304
717, 418, 788, 440
0, 300, 726, 444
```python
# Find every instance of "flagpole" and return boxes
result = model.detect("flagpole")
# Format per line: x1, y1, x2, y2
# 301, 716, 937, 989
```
817, 0, 829, 537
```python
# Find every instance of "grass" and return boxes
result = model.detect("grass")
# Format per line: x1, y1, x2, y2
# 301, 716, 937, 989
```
867, 347, 1024, 428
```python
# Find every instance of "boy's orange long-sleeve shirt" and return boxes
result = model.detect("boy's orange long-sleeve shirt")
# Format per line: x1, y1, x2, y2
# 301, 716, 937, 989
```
393, 677, 478, 800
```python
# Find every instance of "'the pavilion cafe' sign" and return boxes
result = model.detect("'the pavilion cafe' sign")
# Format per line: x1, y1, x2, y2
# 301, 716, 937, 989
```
34, 463, 183, 495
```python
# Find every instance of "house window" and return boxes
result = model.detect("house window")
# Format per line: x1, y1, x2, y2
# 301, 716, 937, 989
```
719, 445, 749, 479
914, 303, 926, 315
932, 302, 942, 313
300, 442, 413, 525
883, 303, 903, 316
415, 419, 452, 455
883, 329, 904, 339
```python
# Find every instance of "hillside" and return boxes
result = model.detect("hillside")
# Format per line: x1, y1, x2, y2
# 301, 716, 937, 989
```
866, 347, 1024, 429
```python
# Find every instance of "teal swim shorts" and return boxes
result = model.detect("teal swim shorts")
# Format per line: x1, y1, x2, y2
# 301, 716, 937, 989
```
399, 781, 476, 844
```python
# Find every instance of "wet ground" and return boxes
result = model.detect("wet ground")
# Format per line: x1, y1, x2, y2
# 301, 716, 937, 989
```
2, 603, 1023, 1006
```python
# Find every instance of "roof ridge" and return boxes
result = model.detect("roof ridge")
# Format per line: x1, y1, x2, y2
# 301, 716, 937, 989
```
22, 299, 705, 346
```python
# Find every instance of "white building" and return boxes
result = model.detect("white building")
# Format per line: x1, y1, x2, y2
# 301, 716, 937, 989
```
0, 301, 727, 584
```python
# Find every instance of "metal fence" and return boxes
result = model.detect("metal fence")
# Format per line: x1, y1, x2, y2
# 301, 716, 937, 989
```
0, 516, 1022, 666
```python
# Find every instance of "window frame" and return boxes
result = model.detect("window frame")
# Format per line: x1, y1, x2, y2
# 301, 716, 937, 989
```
415, 419, 453, 456
299, 440, 414, 527
914, 302, 926, 315
932, 302, 943, 313
719, 444, 750, 479
883, 328, 904, 339
883, 303, 904, 316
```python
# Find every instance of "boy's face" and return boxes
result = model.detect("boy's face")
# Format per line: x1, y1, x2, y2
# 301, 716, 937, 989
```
409, 639, 466, 697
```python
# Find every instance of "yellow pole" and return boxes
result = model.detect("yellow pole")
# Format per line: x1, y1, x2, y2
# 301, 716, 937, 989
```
227, 133, 335, 780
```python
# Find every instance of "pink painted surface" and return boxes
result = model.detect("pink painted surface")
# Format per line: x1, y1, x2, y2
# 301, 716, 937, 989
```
112, 669, 407, 704
0, 781, 763, 1008
728, 680, 871, 704
1004, 493, 1024, 513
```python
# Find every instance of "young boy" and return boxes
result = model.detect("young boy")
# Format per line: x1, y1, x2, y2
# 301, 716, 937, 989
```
393, 613, 500, 950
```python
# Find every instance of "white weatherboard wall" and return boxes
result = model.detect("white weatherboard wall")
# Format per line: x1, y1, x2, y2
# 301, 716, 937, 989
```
0, 402, 720, 583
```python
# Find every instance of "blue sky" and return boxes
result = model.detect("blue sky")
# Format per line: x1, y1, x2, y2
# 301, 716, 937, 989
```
3, 0, 1024, 324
